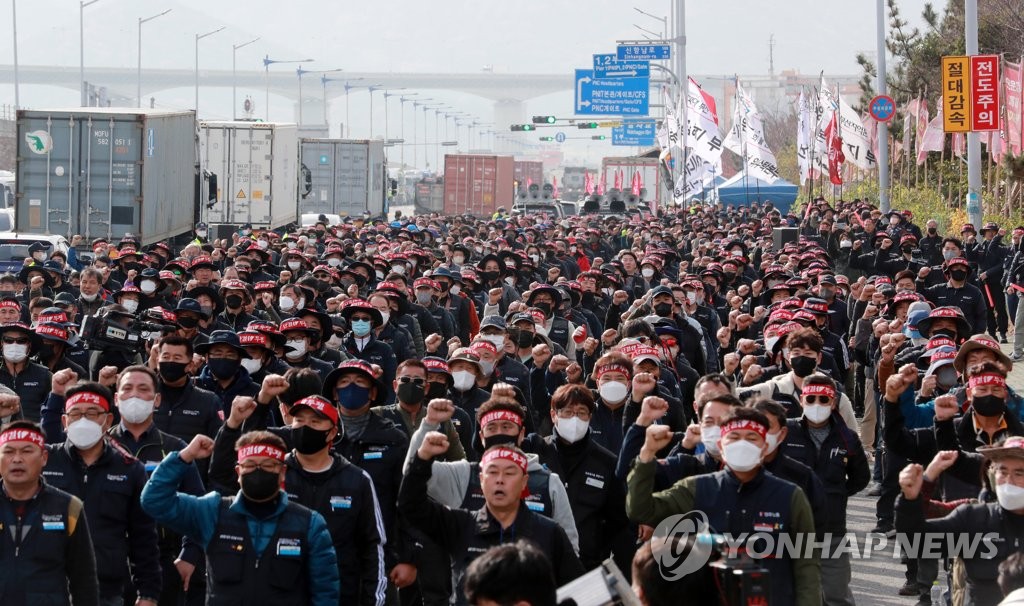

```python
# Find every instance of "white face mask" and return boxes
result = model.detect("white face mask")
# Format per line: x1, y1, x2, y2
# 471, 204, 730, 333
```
765, 335, 780, 353
240, 358, 263, 375
285, 339, 307, 360
686, 291, 697, 304
453, 255, 465, 265
326, 334, 344, 349
140, 280, 158, 295
81, 292, 98, 302
66, 418, 104, 450
257, 239, 270, 250
839, 240, 852, 249
3, 343, 28, 363
452, 370, 476, 392
32, 252, 46, 262
375, 270, 385, 280
598, 381, 628, 404
118, 397, 155, 424
196, 230, 208, 239
996, 483, 1024, 511
721, 439, 763, 472
479, 360, 495, 377
504, 276, 515, 286
287, 241, 298, 250
482, 334, 505, 350
641, 267, 655, 279
765, 431, 782, 454
449, 285, 462, 296
391, 265, 406, 275
295, 297, 305, 311
802, 404, 832, 424
556, 416, 589, 444
378, 310, 390, 326
121, 299, 139, 314
278, 296, 296, 312
327, 257, 342, 267
701, 426, 721, 456
287, 261, 301, 271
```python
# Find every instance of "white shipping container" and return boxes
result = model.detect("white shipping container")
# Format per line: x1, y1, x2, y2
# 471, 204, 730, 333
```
298, 139, 387, 217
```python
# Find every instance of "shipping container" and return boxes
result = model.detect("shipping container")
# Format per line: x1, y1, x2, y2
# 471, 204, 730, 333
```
15, 108, 197, 244
601, 156, 666, 213
414, 177, 444, 215
513, 160, 544, 188
443, 154, 514, 217
560, 166, 589, 201
200, 121, 298, 230
298, 139, 387, 217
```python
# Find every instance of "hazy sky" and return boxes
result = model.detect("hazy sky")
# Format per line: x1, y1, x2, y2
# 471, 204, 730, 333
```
2, 0, 932, 164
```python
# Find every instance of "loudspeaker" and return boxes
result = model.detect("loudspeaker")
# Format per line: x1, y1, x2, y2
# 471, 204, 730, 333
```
773, 227, 799, 249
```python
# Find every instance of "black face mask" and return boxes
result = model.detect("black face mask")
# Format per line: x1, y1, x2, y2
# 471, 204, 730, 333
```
36, 344, 55, 362
653, 302, 674, 318
159, 361, 189, 382
932, 328, 958, 340
790, 355, 817, 378
482, 433, 518, 450
177, 316, 199, 329
397, 381, 425, 405
508, 329, 534, 349
950, 270, 968, 282
533, 302, 552, 316
581, 292, 596, 306
901, 246, 914, 254
292, 425, 333, 455
208, 358, 241, 380
225, 295, 244, 309
928, 227, 938, 235
240, 468, 280, 502
972, 394, 1006, 417
426, 381, 448, 401
482, 271, 499, 283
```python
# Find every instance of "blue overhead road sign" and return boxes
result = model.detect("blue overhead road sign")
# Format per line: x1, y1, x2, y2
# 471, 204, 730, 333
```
574, 69, 650, 116
617, 44, 671, 61
612, 120, 657, 146
593, 54, 650, 79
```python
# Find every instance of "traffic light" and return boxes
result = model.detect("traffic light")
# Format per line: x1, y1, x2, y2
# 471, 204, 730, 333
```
510, 124, 536, 132
532, 116, 557, 124
577, 122, 598, 129
591, 135, 606, 140
539, 136, 554, 142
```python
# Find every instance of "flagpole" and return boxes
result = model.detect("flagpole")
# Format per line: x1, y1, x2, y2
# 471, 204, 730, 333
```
809, 87, 818, 202
736, 76, 750, 206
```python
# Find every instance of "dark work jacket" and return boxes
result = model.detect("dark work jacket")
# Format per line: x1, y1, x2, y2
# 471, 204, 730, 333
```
0, 480, 100, 606
400, 455, 584, 606
493, 355, 532, 408
42, 440, 161, 599
195, 367, 260, 416
0, 361, 52, 422
344, 334, 398, 405
922, 282, 988, 336
152, 379, 224, 444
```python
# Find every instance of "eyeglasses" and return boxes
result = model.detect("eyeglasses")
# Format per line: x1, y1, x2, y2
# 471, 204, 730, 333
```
350, 315, 372, 322
994, 466, 1024, 481
397, 377, 425, 386
65, 409, 109, 422
803, 395, 832, 405
556, 408, 591, 421
2, 337, 28, 345
238, 461, 284, 473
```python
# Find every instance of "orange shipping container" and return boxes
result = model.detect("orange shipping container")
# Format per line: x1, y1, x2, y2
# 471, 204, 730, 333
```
443, 154, 515, 217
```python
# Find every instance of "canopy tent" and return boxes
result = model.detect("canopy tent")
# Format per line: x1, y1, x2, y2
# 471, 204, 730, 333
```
716, 171, 798, 215
683, 174, 728, 203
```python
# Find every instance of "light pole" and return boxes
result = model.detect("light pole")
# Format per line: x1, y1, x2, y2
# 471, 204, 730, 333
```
876, 0, 890, 211
80, 0, 101, 106
11, 0, 18, 109
382, 89, 404, 145
263, 55, 313, 121
633, 24, 661, 39
367, 85, 382, 139
297, 67, 341, 126
232, 37, 260, 120
318, 72, 347, 129
137, 9, 171, 108
194, 26, 225, 115
399, 93, 419, 168
965, 0, 983, 227
634, 7, 668, 38
421, 103, 441, 169
412, 99, 434, 169
341, 79, 365, 137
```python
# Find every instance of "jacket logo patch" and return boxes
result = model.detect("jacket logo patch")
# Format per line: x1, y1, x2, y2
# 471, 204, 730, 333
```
525, 501, 545, 512
106, 474, 127, 482
41, 514, 64, 531
363, 452, 383, 460
330, 496, 352, 510
276, 538, 302, 557
585, 476, 605, 489
180, 410, 200, 416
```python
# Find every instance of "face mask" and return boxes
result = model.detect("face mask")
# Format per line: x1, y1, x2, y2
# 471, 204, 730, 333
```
32, 252, 46, 262
789, 355, 817, 378
765, 431, 781, 454
196, 230, 208, 238
452, 370, 476, 392
932, 328, 957, 340
416, 291, 433, 306
287, 261, 301, 271
802, 403, 832, 424
208, 357, 241, 380
225, 295, 243, 309
231, 355, 260, 375
3, 343, 28, 363
81, 292, 98, 302
426, 381, 448, 400
375, 270, 385, 280
121, 299, 139, 314
839, 240, 852, 249
641, 268, 655, 279
278, 296, 297, 312
928, 227, 938, 235
996, 483, 1024, 511
529, 254, 540, 264
326, 257, 342, 268
555, 416, 589, 444
504, 276, 515, 286
200, 304, 214, 316
653, 302, 674, 318
701, 426, 721, 456
686, 291, 697, 304
453, 255, 465, 265
972, 394, 1006, 417
722, 440, 763, 472
765, 335, 780, 353
240, 468, 280, 501
482, 271, 499, 283
285, 339, 307, 360
901, 246, 914, 254
570, 246, 577, 254
482, 334, 505, 350
351, 320, 372, 337
36, 343, 55, 362
293, 424, 333, 455
372, 309, 389, 326
598, 381, 628, 404
156, 361, 188, 383
66, 418, 104, 450
482, 433, 518, 450
396, 380, 425, 405
941, 249, 958, 261
391, 265, 406, 276
119, 397, 155, 424
479, 360, 495, 377
337, 383, 371, 410
449, 285, 462, 296
950, 270, 968, 282
935, 366, 959, 391
509, 330, 534, 349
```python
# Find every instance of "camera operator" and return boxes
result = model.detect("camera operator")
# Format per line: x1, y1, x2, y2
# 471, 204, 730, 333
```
83, 305, 145, 380
33, 321, 87, 378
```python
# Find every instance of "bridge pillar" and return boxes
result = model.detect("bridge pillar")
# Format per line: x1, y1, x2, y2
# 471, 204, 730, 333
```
492, 99, 525, 153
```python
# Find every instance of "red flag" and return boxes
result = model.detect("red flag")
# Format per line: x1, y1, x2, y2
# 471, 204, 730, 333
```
613, 170, 622, 190
526, 177, 533, 189
598, 171, 607, 195
630, 171, 641, 196
552, 176, 559, 199
824, 111, 845, 185
584, 170, 594, 194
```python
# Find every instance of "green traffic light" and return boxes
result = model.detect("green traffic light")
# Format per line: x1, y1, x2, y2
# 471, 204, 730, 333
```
545, 116, 556, 124
592, 135, 606, 140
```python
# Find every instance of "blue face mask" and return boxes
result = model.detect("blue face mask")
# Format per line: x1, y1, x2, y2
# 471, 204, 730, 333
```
351, 319, 372, 337
337, 384, 371, 410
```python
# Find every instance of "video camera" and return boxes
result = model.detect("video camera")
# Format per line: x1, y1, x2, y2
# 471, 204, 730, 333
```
80, 307, 176, 354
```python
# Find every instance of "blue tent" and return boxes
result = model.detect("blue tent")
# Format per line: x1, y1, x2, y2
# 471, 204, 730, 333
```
716, 171, 798, 216
683, 173, 728, 203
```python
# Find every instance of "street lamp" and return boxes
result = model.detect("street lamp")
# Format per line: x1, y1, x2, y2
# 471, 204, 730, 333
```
410, 98, 433, 168
382, 89, 405, 143
80, 0, 102, 106
318, 72, 347, 128
633, 6, 668, 39
263, 54, 313, 121
137, 9, 172, 108
11, 0, 18, 109
633, 24, 660, 39
232, 37, 260, 120
398, 93, 418, 167
194, 26, 226, 115
297, 67, 342, 126
366, 85, 382, 139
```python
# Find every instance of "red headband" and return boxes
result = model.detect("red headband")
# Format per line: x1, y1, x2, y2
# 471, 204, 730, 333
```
0, 300, 20, 310
969, 374, 1007, 389
803, 384, 836, 399
596, 363, 632, 380
65, 391, 110, 412
0, 427, 46, 449
237, 444, 286, 463
720, 419, 768, 439
480, 447, 528, 474
480, 410, 523, 428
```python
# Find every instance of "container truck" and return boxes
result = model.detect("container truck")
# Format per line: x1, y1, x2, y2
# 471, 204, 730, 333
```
414, 177, 444, 215
15, 108, 199, 245
600, 156, 666, 213
298, 139, 387, 218
513, 160, 544, 188
200, 121, 298, 233
443, 154, 514, 217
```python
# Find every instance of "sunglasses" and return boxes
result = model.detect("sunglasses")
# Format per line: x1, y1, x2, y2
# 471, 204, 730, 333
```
397, 377, 425, 386
1, 337, 29, 345
804, 395, 832, 405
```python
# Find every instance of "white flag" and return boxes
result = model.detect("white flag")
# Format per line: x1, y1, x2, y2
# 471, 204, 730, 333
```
796, 89, 812, 184
661, 86, 684, 155
815, 78, 839, 170
685, 78, 724, 164
723, 82, 780, 183
838, 96, 877, 169
676, 149, 722, 202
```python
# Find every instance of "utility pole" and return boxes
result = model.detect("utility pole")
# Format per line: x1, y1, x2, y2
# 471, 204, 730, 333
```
877, 0, 890, 211
675, 0, 686, 206
965, 0, 983, 227
768, 34, 775, 76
